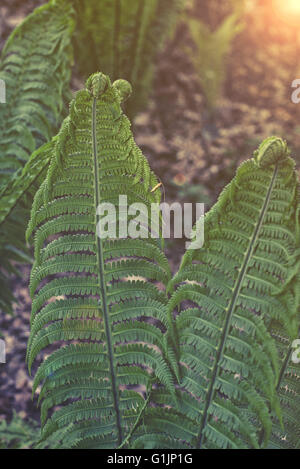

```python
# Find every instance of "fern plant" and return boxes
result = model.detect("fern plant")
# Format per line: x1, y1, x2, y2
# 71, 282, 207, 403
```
25, 74, 300, 449
0, 0, 74, 184
0, 0, 299, 449
0, 0, 185, 316
267, 327, 300, 448
0, 412, 40, 449
0, 141, 55, 315
0, 411, 78, 449
26, 73, 174, 449
71, 0, 185, 115
186, 5, 243, 110
131, 137, 300, 449
0, 0, 74, 315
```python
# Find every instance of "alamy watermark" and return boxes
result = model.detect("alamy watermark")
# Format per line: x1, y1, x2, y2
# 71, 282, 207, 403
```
292, 339, 300, 364
96, 196, 204, 250
291, 79, 300, 103
0, 79, 6, 103
0, 339, 5, 363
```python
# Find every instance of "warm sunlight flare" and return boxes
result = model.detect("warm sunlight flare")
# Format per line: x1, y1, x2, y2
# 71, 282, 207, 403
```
274, 0, 300, 16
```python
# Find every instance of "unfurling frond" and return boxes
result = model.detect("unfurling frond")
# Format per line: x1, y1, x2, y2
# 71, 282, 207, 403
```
27, 72, 173, 449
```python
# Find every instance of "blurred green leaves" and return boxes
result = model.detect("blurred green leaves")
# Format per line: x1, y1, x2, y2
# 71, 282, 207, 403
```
186, 6, 243, 110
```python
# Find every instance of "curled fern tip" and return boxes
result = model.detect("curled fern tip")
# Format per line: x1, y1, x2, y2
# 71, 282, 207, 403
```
113, 79, 132, 103
86, 72, 111, 98
254, 136, 290, 168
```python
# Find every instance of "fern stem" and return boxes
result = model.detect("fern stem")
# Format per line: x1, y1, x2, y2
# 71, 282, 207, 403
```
117, 381, 153, 449
197, 165, 279, 449
258, 348, 291, 447
259, 326, 300, 446
129, 0, 146, 86
92, 97, 123, 445
276, 346, 293, 394
113, 0, 121, 80
0, 156, 49, 229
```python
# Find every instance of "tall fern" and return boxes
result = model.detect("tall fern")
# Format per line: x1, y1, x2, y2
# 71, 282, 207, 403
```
186, 8, 243, 110
0, 0, 74, 315
72, 0, 184, 115
0, 141, 56, 311
26, 72, 174, 449
133, 137, 300, 449
0, 0, 74, 184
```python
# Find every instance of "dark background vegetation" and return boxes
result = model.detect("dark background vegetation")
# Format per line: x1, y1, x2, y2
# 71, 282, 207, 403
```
1, 0, 300, 435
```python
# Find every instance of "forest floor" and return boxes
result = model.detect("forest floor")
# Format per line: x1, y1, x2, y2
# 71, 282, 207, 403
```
1, 0, 300, 430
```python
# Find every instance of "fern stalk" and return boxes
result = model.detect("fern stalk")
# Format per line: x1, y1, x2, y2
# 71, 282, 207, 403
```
91, 92, 122, 443
198, 163, 278, 447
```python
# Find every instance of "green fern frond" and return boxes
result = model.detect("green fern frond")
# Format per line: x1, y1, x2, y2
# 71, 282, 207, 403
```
0, 0, 74, 184
72, 0, 184, 115
137, 137, 300, 449
0, 412, 40, 449
0, 139, 57, 316
0, 140, 55, 227
267, 322, 300, 449
27, 72, 173, 449
0, 0, 74, 315
186, 8, 243, 110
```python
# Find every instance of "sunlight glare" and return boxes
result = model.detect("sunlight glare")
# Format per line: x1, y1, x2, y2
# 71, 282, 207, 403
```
275, 0, 300, 16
